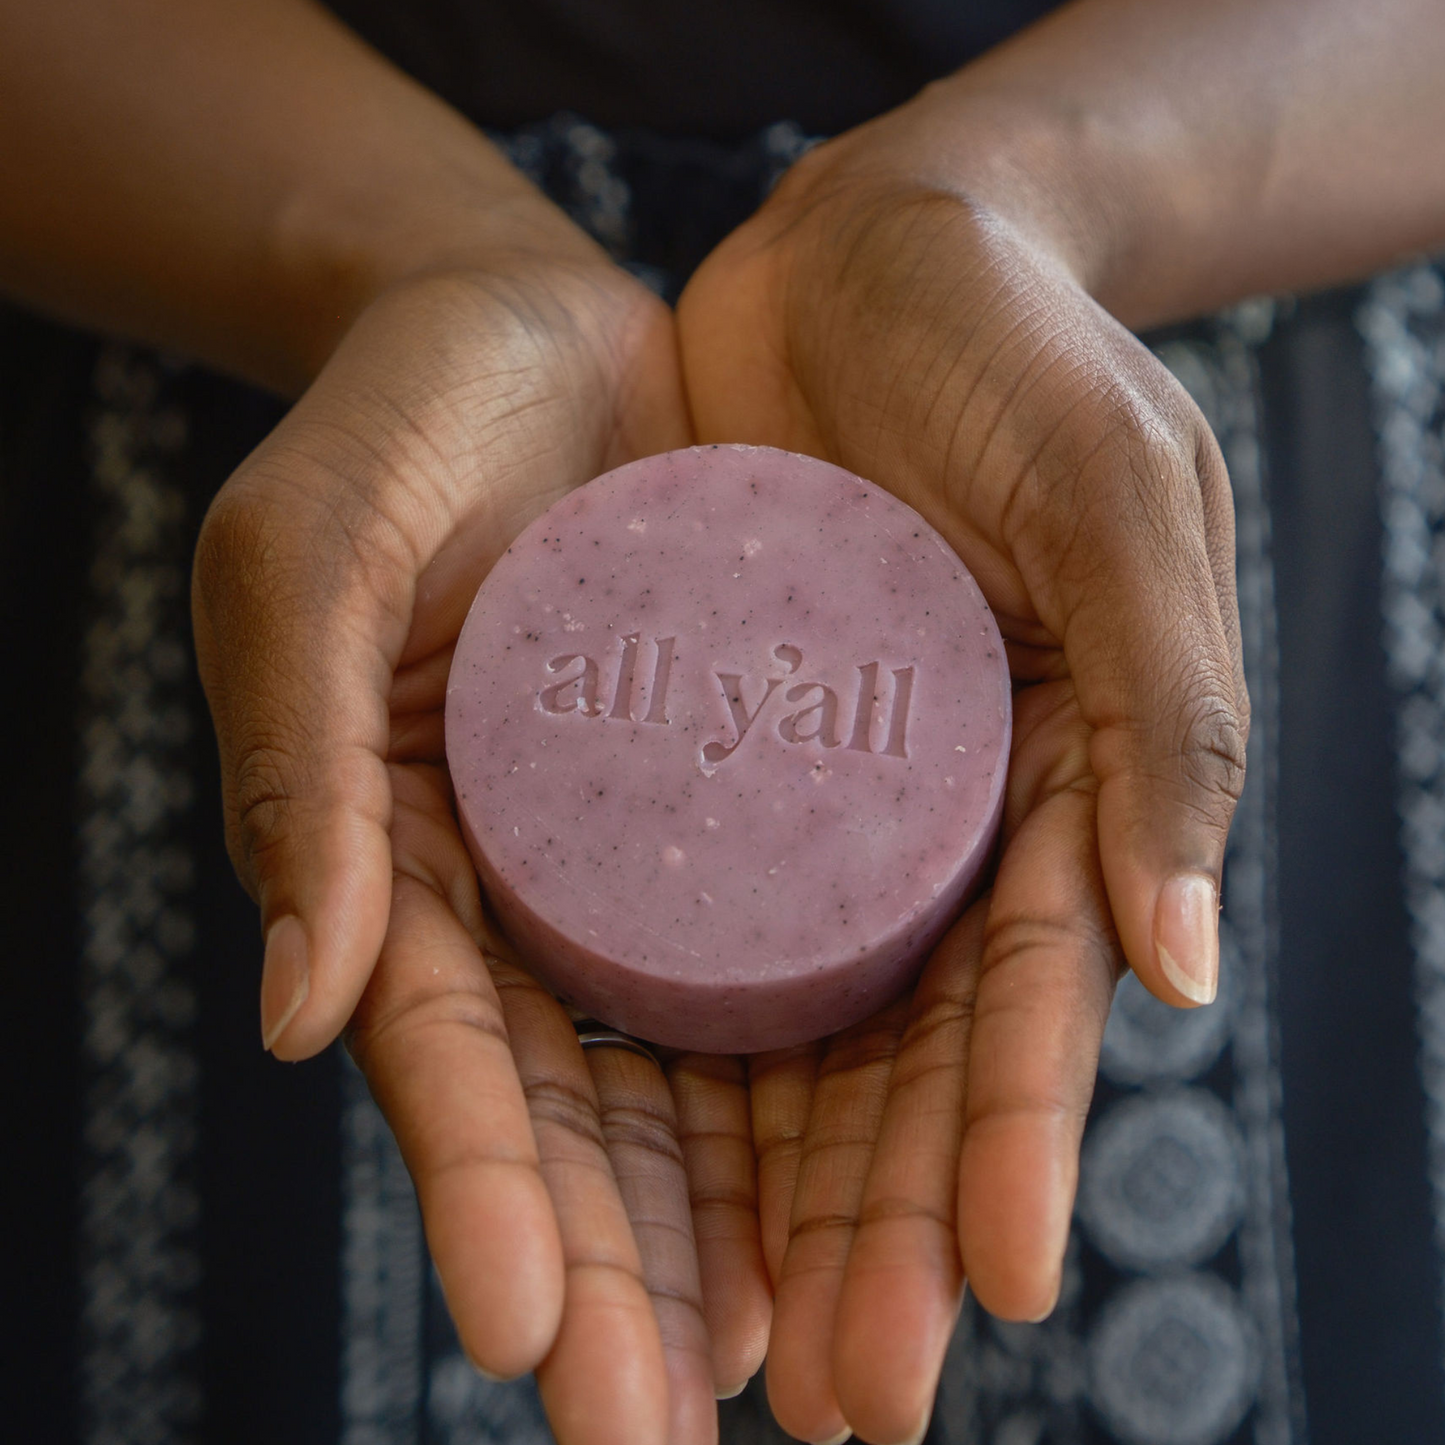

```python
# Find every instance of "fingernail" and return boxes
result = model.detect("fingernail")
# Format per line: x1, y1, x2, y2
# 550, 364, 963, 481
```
464, 1352, 515, 1385
889, 1417, 930, 1445
261, 915, 310, 1052
813, 1431, 852, 1445
1154, 873, 1219, 1006
716, 1379, 751, 1400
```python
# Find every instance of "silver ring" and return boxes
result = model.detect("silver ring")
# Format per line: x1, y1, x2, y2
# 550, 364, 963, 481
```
572, 1018, 662, 1069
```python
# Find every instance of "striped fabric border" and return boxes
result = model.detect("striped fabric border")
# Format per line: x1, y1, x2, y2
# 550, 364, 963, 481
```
1360, 261, 1445, 1397
935, 305, 1306, 1445
77, 347, 203, 1445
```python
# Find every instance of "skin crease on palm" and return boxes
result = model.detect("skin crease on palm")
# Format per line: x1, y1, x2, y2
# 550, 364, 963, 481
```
3, 1, 1445, 1443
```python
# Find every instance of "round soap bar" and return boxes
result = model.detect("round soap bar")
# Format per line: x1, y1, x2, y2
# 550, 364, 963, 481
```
445, 445, 1010, 1054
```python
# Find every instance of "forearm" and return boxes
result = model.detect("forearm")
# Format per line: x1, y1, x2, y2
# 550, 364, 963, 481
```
0, 0, 593, 393
829, 0, 1445, 328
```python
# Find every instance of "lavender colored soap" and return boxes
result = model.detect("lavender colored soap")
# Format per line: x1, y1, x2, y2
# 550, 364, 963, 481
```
445, 445, 1010, 1054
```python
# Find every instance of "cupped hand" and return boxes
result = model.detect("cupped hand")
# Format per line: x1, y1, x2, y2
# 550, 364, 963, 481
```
679, 118, 1245, 1441
192, 246, 769, 1441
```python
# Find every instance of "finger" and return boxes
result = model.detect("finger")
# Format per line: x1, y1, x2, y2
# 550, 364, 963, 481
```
497, 971, 670, 1445
347, 771, 564, 1375
1034, 361, 1245, 1010
748, 1042, 823, 1285
194, 444, 414, 1062
588, 1047, 718, 1445
668, 1053, 772, 1399
765, 1000, 910, 1445
832, 905, 987, 1445
957, 682, 1119, 1322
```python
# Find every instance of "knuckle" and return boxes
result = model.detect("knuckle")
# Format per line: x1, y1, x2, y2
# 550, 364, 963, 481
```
227, 726, 388, 885
597, 1100, 685, 1170
902, 993, 976, 1055
799, 1129, 885, 1167
524, 1077, 607, 1152
641, 1280, 708, 1320
887, 1052, 969, 1108
857, 1194, 952, 1232
1173, 689, 1249, 811
1026, 414, 1195, 578
194, 486, 274, 601
351, 987, 510, 1069
1108, 400, 1198, 504
787, 1210, 858, 1248
192, 492, 309, 708
979, 914, 1042, 968
755, 1125, 806, 1166
816, 1007, 908, 1083
232, 743, 297, 873
688, 1181, 757, 1216
979, 913, 1119, 1041
982, 913, 1091, 983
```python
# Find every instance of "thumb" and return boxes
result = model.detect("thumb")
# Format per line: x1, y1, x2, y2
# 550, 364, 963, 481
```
193, 449, 413, 1061
1061, 416, 1247, 1009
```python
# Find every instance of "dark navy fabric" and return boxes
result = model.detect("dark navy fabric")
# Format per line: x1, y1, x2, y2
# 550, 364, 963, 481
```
1264, 296, 1445, 1443
325, 0, 1058, 137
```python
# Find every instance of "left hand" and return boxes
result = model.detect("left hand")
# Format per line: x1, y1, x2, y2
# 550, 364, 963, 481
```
194, 253, 771, 1444
678, 96, 1246, 1442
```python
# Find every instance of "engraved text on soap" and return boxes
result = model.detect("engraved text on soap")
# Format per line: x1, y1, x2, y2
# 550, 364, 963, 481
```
702, 645, 914, 764
537, 637, 914, 764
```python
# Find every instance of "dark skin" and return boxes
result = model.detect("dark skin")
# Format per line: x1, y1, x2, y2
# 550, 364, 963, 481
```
4, 1, 1444, 1441
676, 10, 1445, 1431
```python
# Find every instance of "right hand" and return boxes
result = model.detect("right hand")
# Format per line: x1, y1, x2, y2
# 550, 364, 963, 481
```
680, 109, 1247, 1442
192, 243, 771, 1443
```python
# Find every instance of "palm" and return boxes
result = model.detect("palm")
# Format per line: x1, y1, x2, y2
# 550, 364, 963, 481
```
196, 261, 768, 1444
679, 163, 1243, 1443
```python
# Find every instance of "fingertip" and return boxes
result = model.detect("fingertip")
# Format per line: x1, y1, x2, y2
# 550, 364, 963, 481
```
957, 1119, 1073, 1325
669, 1350, 723, 1445
832, 1207, 962, 1436
430, 1164, 565, 1379
537, 1268, 670, 1445
765, 1324, 850, 1445
462, 1354, 524, 1386
692, 1202, 771, 1392
703, 1272, 770, 1398
966, 1255, 1062, 1326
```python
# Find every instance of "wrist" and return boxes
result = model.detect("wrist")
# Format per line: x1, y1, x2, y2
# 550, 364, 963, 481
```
775, 85, 1161, 321
770, 49, 1254, 336
264, 141, 617, 392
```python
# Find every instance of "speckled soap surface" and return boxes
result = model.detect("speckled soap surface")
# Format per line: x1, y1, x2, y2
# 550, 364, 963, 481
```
445, 445, 1011, 1053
